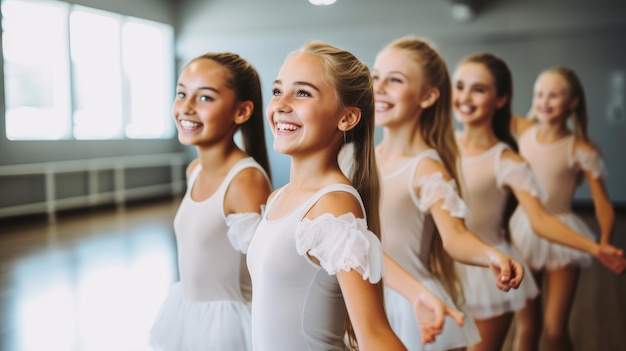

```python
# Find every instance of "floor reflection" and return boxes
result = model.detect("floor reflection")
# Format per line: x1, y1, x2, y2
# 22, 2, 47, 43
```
1, 200, 179, 351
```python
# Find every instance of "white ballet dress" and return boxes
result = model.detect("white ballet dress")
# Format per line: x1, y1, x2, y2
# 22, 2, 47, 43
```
380, 149, 481, 351
246, 184, 385, 351
510, 126, 607, 270
149, 157, 270, 351
457, 142, 540, 320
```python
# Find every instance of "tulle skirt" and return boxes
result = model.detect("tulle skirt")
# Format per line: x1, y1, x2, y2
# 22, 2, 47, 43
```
510, 207, 594, 271
385, 276, 481, 351
456, 242, 540, 320
149, 282, 252, 351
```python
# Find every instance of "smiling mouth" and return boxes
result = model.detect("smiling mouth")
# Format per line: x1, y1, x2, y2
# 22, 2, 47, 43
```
275, 122, 300, 132
179, 119, 202, 129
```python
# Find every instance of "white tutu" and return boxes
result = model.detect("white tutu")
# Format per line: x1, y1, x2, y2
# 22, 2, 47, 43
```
385, 280, 480, 350
510, 208, 594, 271
149, 282, 252, 351
456, 242, 540, 320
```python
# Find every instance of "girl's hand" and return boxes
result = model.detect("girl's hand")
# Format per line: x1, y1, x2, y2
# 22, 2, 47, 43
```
488, 252, 524, 291
596, 244, 626, 274
412, 291, 464, 344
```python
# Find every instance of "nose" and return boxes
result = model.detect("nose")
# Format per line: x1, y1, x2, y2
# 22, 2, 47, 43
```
178, 97, 195, 115
270, 95, 292, 114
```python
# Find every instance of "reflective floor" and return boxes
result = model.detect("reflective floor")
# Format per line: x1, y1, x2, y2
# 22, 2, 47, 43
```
0, 199, 625, 351
0, 199, 179, 351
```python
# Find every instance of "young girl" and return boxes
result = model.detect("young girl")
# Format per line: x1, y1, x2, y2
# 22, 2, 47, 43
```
149, 52, 273, 351
509, 67, 626, 351
245, 40, 413, 351
452, 52, 625, 351
371, 36, 525, 351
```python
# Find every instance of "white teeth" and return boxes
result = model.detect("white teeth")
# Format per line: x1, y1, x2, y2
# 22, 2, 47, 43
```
375, 102, 391, 110
276, 122, 299, 131
459, 104, 473, 113
180, 120, 201, 129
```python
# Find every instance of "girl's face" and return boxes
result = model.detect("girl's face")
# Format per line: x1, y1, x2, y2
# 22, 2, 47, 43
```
532, 71, 576, 124
453, 61, 505, 126
172, 59, 240, 147
372, 47, 428, 129
266, 52, 343, 156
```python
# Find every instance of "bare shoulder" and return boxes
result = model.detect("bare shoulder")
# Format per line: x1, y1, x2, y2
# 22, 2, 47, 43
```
306, 189, 364, 220
226, 167, 272, 213
511, 114, 534, 138
415, 156, 453, 181
573, 138, 598, 154
500, 148, 525, 163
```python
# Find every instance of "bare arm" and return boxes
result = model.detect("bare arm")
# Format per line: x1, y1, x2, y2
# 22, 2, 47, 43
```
307, 191, 407, 350
430, 205, 524, 290
383, 254, 464, 344
513, 187, 625, 274
586, 170, 615, 245
337, 269, 407, 351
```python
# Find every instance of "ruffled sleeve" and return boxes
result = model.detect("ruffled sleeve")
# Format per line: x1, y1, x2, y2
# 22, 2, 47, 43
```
574, 148, 608, 179
414, 172, 470, 218
496, 159, 547, 202
295, 213, 384, 283
225, 209, 263, 254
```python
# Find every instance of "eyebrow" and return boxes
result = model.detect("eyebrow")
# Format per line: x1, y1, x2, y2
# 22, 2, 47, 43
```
177, 83, 220, 94
273, 79, 320, 92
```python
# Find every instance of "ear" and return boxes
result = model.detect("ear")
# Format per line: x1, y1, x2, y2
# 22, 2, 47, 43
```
496, 94, 509, 109
234, 100, 254, 125
338, 107, 362, 132
419, 88, 440, 109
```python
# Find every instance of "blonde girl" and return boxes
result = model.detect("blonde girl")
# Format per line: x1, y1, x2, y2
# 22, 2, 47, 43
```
150, 53, 273, 350
372, 36, 525, 351
509, 67, 626, 351
245, 41, 408, 351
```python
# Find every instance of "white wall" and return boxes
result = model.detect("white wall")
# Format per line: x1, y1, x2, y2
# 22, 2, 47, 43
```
175, 0, 626, 202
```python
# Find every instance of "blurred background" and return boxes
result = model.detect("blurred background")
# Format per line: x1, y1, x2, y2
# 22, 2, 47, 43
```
0, 0, 625, 350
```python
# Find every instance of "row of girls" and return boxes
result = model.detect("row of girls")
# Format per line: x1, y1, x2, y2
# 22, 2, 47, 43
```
148, 36, 626, 351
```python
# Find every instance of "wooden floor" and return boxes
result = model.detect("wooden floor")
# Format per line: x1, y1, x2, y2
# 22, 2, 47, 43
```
0, 198, 625, 351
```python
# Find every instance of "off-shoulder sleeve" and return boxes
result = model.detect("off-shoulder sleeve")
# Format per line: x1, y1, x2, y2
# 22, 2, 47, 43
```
414, 172, 470, 218
496, 159, 547, 201
225, 210, 263, 254
574, 148, 608, 179
295, 213, 384, 283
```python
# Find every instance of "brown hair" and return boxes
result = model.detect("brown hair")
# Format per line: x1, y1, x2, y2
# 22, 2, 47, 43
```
189, 53, 272, 179
385, 36, 464, 307
458, 52, 519, 241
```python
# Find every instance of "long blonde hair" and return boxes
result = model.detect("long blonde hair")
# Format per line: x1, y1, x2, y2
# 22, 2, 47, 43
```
297, 41, 380, 350
531, 66, 589, 141
386, 36, 464, 307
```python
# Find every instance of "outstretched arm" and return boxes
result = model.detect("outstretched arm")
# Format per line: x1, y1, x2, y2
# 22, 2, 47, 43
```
513, 187, 625, 274
383, 254, 464, 344
586, 171, 615, 245
431, 205, 524, 291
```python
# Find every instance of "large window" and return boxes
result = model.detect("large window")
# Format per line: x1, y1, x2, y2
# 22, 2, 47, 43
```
1, 0, 175, 140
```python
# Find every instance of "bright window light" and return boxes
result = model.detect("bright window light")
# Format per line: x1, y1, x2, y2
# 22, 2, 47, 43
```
1, 0, 175, 140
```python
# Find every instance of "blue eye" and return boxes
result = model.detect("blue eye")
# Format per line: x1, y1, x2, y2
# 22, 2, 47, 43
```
200, 95, 214, 102
296, 89, 311, 97
176, 92, 185, 99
